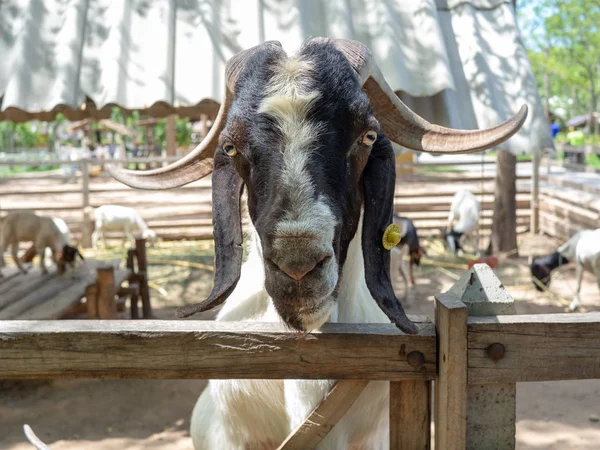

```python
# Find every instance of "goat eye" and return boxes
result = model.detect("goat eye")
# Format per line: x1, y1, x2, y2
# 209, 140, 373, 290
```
361, 130, 378, 147
223, 143, 238, 156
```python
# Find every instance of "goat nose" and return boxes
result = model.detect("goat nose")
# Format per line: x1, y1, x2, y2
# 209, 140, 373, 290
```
271, 255, 331, 281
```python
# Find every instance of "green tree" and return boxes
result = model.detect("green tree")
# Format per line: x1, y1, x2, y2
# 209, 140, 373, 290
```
519, 0, 600, 132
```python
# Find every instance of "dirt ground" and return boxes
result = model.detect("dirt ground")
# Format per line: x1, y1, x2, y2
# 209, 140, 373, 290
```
1, 237, 599, 450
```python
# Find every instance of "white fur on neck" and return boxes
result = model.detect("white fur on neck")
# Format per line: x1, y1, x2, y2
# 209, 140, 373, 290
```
192, 213, 389, 450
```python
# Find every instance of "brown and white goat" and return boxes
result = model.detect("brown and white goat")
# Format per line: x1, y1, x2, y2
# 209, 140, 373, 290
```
0, 212, 82, 276
110, 38, 526, 449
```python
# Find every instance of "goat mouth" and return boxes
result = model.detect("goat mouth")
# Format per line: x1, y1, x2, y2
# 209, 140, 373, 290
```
274, 296, 336, 332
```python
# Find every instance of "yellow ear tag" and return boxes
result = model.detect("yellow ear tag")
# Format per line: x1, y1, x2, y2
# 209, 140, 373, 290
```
383, 223, 401, 250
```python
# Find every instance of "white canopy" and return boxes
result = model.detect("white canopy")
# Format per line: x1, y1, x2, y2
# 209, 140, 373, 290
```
0, 0, 551, 153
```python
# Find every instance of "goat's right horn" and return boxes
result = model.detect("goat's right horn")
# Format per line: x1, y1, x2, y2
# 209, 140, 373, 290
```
330, 38, 527, 154
109, 41, 285, 190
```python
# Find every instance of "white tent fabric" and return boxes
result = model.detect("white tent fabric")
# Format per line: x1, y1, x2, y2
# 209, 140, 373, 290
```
0, 0, 551, 153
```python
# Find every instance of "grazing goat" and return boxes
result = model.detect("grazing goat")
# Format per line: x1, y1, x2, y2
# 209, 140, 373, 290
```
531, 229, 600, 311
91, 205, 156, 250
0, 212, 82, 276
20, 218, 81, 273
110, 38, 526, 449
390, 215, 425, 290
445, 189, 481, 255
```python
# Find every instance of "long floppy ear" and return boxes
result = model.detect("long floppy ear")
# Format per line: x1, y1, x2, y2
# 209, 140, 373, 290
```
361, 135, 418, 335
177, 151, 244, 318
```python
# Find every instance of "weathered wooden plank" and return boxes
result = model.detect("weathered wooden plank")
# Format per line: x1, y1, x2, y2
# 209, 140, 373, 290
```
0, 267, 21, 284
0, 269, 57, 313
277, 380, 369, 450
0, 275, 72, 319
0, 270, 27, 293
434, 293, 467, 450
17, 279, 94, 320
390, 380, 431, 450
468, 313, 600, 384
0, 319, 436, 380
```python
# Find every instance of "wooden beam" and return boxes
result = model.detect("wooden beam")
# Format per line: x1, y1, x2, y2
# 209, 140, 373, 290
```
468, 312, 600, 384
0, 320, 436, 380
390, 380, 431, 449
135, 238, 152, 318
434, 293, 467, 450
86, 284, 98, 319
97, 266, 116, 319
166, 115, 177, 157
277, 380, 369, 450
531, 150, 540, 234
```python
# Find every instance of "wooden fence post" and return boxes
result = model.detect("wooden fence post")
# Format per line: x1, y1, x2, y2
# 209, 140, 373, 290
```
390, 380, 431, 449
80, 158, 92, 248
531, 149, 540, 235
446, 264, 517, 449
85, 284, 98, 319
97, 265, 116, 319
434, 293, 468, 450
135, 238, 152, 318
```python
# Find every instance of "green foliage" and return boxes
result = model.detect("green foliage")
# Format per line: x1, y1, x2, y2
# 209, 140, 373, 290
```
518, 0, 600, 122
176, 118, 192, 147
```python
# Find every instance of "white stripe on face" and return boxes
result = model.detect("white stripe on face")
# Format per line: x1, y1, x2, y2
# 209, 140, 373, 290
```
259, 56, 336, 236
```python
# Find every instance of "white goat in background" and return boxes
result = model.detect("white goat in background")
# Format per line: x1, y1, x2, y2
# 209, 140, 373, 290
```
91, 205, 156, 250
0, 211, 81, 275
531, 229, 600, 311
445, 189, 481, 255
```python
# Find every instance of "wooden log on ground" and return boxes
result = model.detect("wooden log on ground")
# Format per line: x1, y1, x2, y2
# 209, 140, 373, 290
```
0, 320, 436, 380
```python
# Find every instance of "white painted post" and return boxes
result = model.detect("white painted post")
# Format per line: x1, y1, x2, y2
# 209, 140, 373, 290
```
446, 264, 517, 449
80, 158, 92, 248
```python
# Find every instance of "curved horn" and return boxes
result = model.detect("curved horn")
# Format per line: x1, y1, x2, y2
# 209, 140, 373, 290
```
109, 41, 285, 190
330, 39, 528, 154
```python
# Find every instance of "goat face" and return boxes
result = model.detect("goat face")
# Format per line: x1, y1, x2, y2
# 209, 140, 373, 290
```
530, 251, 569, 292
110, 38, 527, 335
221, 43, 380, 330
409, 247, 426, 267
445, 230, 463, 255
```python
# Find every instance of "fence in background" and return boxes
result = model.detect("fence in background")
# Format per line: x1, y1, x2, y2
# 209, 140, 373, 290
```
1, 154, 597, 246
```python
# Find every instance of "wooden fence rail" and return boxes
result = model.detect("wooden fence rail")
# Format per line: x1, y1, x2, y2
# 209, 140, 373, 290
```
1, 265, 599, 449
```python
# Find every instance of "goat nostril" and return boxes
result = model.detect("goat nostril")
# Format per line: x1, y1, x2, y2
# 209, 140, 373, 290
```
278, 266, 311, 281
271, 254, 332, 282
315, 255, 332, 269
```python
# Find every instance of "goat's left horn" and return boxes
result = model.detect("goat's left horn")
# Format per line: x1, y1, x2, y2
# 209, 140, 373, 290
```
109, 41, 285, 190
330, 38, 527, 154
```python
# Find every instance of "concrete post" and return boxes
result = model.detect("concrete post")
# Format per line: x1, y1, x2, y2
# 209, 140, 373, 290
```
447, 264, 517, 450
